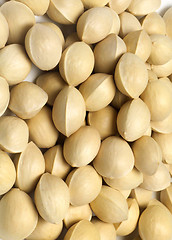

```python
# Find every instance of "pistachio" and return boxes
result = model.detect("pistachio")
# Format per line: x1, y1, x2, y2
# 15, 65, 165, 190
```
128, 0, 161, 16
81, 0, 110, 8
108, 0, 132, 14
131, 187, 153, 209
0, 11, 9, 49
0, 77, 9, 117
163, 7, 172, 39
160, 183, 172, 214
111, 88, 130, 110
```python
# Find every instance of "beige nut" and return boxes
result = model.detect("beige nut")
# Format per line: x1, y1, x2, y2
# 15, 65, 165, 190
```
151, 58, 172, 77
0, 188, 38, 240
34, 173, 69, 224
0, 77, 9, 117
108, 0, 132, 14
93, 136, 134, 179
52, 86, 86, 137
143, 124, 152, 136
0, 150, 16, 195
130, 187, 153, 209
0, 116, 29, 153
128, 0, 161, 16
160, 183, 172, 214
107, 8, 120, 35
25, 23, 62, 71
59, 42, 94, 86
81, 0, 110, 8
163, 7, 172, 39
47, 0, 84, 24
26, 106, 59, 148
0, 44, 32, 86
0, 11, 9, 49
90, 185, 128, 223
94, 34, 126, 74
117, 98, 151, 142
147, 69, 158, 82
79, 73, 116, 111
119, 189, 132, 199
115, 53, 148, 98
1, 1, 35, 44
111, 88, 130, 110
65, 32, 80, 49
14, 141, 45, 193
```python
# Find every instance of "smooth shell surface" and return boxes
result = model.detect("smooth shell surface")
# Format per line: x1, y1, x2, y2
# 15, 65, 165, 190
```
160, 184, 172, 214
0, 77, 10, 117
151, 111, 172, 134
108, 0, 132, 14
81, 0, 110, 8
128, 0, 161, 16
0, 11, 9, 49
131, 187, 153, 209
163, 7, 172, 39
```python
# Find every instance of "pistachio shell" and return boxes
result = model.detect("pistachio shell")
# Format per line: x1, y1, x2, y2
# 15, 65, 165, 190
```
44, 145, 71, 179
128, 0, 161, 16
34, 173, 69, 224
0, 116, 29, 153
63, 126, 101, 167
94, 34, 126, 74
0, 77, 9, 116
115, 53, 148, 98
90, 186, 128, 223
47, 0, 84, 24
93, 136, 134, 179
64, 204, 92, 228
114, 198, 139, 236
1, 1, 35, 44
81, 0, 110, 8
117, 98, 151, 142
26, 106, 59, 148
52, 86, 86, 137
92, 217, 116, 240
108, 0, 132, 14
0, 188, 38, 240
36, 72, 66, 106
14, 141, 45, 193
26, 216, 63, 240
64, 220, 100, 240
59, 42, 94, 86
77, 7, 113, 44
25, 23, 62, 71
160, 183, 172, 214
131, 187, 153, 209
104, 168, 143, 191
0, 11, 9, 49
132, 136, 162, 175
0, 150, 16, 195
124, 30, 152, 62
151, 58, 172, 77
79, 73, 116, 111
65, 32, 80, 49
163, 7, 172, 39
0, 44, 32, 86
111, 88, 130, 110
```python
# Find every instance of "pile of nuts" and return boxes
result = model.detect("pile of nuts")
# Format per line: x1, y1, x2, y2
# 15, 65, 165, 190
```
1, 0, 172, 239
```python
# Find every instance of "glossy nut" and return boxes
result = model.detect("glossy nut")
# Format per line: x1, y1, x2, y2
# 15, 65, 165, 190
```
0, 11, 9, 49
0, 77, 9, 117
128, 0, 161, 16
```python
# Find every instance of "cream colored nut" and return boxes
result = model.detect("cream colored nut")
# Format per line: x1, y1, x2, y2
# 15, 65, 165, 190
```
141, 79, 172, 121
151, 58, 172, 77
104, 168, 143, 191
26, 216, 63, 240
119, 189, 131, 199
164, 163, 172, 176
147, 199, 172, 212
81, 0, 110, 8
87, 106, 117, 140
124, 30, 152, 62
14, 141, 45, 193
0, 150, 16, 195
66, 165, 102, 206
15, 0, 50, 16
111, 88, 130, 110
108, 0, 132, 14
9, 81, 48, 119
115, 53, 148, 98
128, 0, 161, 16
65, 32, 80, 49
35, 173, 69, 224
90, 185, 128, 223
79, 73, 116, 111
26, 106, 59, 148
143, 124, 152, 137
93, 136, 134, 179
59, 42, 94, 86
63, 126, 101, 167
139, 204, 172, 240
0, 188, 38, 240
160, 184, 172, 214
119, 12, 142, 38
131, 187, 153, 209
117, 98, 151, 142
94, 34, 126, 74
44, 145, 71, 179
64, 204, 92, 229
148, 69, 158, 82
163, 7, 172, 39
152, 132, 172, 164
0, 77, 9, 117
47, 0, 84, 24
25, 23, 62, 71
148, 34, 172, 65
77, 7, 113, 44
92, 217, 116, 240
1, 1, 35, 44
0, 116, 29, 153
36, 72, 66, 106
0, 44, 32, 86
140, 163, 171, 191
114, 198, 139, 236
0, 11, 9, 49
132, 136, 162, 175
64, 220, 100, 240
52, 86, 86, 137
140, 12, 166, 35
107, 9, 120, 35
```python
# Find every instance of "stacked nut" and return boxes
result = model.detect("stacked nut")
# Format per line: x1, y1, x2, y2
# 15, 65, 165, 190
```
0, 0, 172, 240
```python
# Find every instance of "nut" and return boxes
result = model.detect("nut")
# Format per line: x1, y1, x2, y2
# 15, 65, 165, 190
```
0, 77, 9, 117
0, 11, 9, 49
